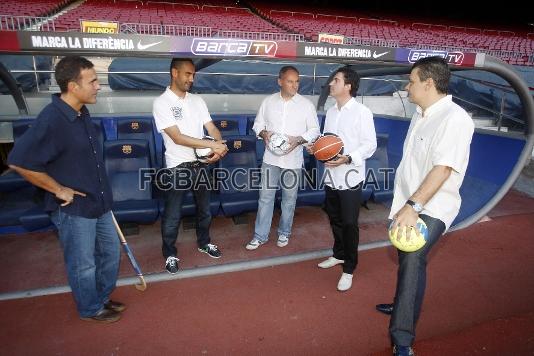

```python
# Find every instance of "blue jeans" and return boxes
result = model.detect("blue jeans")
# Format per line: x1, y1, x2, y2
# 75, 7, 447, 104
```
254, 163, 300, 242
389, 214, 446, 346
161, 166, 212, 258
50, 209, 120, 318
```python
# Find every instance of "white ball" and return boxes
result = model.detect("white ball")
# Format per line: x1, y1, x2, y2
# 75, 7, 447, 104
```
267, 133, 291, 156
194, 136, 215, 163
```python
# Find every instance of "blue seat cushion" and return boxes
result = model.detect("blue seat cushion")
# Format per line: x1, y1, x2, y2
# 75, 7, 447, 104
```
112, 200, 159, 223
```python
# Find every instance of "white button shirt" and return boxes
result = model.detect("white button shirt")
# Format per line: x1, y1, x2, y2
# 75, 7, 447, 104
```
153, 88, 212, 168
253, 92, 320, 169
323, 97, 377, 190
389, 95, 474, 230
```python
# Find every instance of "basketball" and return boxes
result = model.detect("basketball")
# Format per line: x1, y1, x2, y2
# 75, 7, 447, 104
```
267, 132, 291, 156
194, 136, 216, 163
388, 218, 429, 252
312, 133, 344, 162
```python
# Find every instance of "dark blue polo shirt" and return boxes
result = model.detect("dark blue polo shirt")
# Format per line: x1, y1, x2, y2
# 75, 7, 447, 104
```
7, 94, 113, 219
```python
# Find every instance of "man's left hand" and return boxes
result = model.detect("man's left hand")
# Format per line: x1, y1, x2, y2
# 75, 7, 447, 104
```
390, 205, 419, 241
285, 135, 304, 154
206, 152, 222, 164
324, 154, 349, 167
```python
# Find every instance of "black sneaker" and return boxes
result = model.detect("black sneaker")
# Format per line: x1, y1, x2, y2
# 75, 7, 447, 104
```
165, 256, 179, 274
198, 244, 222, 258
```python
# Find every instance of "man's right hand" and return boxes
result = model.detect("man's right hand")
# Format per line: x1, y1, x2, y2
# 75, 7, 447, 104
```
56, 186, 87, 206
260, 130, 273, 145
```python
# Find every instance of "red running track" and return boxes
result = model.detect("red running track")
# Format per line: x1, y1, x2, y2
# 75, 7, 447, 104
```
1, 208, 534, 354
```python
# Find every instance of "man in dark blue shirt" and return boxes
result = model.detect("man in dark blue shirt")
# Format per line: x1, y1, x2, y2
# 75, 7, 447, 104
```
8, 56, 123, 323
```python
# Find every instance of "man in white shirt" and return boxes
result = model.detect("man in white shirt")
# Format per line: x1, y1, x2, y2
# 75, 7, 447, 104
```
375, 56, 474, 356
315, 67, 377, 292
153, 58, 228, 274
246, 66, 320, 250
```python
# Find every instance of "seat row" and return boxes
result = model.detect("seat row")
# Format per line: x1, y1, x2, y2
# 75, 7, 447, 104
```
0, 115, 392, 232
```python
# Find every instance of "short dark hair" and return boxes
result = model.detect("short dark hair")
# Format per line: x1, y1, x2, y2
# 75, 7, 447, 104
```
279, 65, 299, 78
333, 66, 360, 97
170, 58, 194, 77
55, 56, 94, 93
411, 56, 450, 94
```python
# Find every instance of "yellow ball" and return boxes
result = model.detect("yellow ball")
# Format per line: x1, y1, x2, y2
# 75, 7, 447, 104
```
389, 218, 428, 252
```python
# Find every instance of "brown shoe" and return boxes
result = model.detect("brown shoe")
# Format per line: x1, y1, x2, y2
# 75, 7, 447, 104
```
80, 308, 121, 323
104, 300, 126, 313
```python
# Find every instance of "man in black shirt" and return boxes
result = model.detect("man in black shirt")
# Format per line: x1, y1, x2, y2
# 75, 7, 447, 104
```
8, 56, 123, 323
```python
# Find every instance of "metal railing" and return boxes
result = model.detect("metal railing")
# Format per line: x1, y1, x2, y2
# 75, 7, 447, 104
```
344, 37, 399, 48
0, 15, 55, 31
216, 30, 304, 42
119, 23, 212, 37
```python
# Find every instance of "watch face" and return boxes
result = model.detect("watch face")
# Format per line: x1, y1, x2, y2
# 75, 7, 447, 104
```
414, 203, 423, 212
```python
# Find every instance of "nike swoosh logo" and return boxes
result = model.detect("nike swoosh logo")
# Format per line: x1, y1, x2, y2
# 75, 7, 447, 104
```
372, 51, 389, 59
137, 40, 163, 50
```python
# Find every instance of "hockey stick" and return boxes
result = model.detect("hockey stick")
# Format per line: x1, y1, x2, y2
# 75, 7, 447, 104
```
111, 212, 147, 291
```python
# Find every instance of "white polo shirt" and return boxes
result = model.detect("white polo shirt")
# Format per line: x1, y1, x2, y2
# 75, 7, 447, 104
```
323, 97, 377, 190
389, 95, 475, 230
253, 92, 320, 169
153, 88, 212, 168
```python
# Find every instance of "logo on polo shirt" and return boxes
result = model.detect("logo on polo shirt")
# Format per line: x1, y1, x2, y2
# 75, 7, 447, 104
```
131, 122, 139, 130
122, 145, 132, 154
234, 141, 242, 149
171, 106, 183, 120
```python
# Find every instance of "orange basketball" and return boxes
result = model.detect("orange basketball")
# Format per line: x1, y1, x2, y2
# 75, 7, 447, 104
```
312, 133, 344, 162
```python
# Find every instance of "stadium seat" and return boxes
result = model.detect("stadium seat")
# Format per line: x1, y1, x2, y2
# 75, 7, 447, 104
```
296, 159, 325, 206
255, 138, 265, 167
211, 118, 240, 136
246, 116, 257, 136
12, 187, 52, 231
19, 204, 52, 231
0, 119, 35, 192
218, 136, 259, 216
369, 134, 394, 203
116, 117, 158, 168
104, 139, 159, 223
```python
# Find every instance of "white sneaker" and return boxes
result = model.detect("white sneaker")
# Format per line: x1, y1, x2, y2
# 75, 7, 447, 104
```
317, 256, 344, 269
337, 273, 353, 292
277, 235, 289, 247
246, 238, 266, 250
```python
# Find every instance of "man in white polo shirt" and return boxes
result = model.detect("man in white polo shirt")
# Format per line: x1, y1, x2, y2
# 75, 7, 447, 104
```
153, 58, 228, 274
246, 66, 320, 250
375, 56, 474, 356
315, 67, 377, 292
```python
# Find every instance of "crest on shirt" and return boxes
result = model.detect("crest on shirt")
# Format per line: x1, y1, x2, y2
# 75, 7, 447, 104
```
122, 145, 132, 154
131, 122, 139, 130
234, 140, 242, 149
220, 120, 228, 128
171, 106, 183, 121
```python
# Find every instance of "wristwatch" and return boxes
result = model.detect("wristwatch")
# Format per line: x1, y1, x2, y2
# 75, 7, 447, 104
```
345, 155, 352, 164
406, 199, 423, 213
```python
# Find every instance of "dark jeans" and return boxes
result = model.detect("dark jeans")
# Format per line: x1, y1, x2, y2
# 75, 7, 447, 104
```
389, 214, 446, 346
324, 184, 362, 274
161, 165, 212, 258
